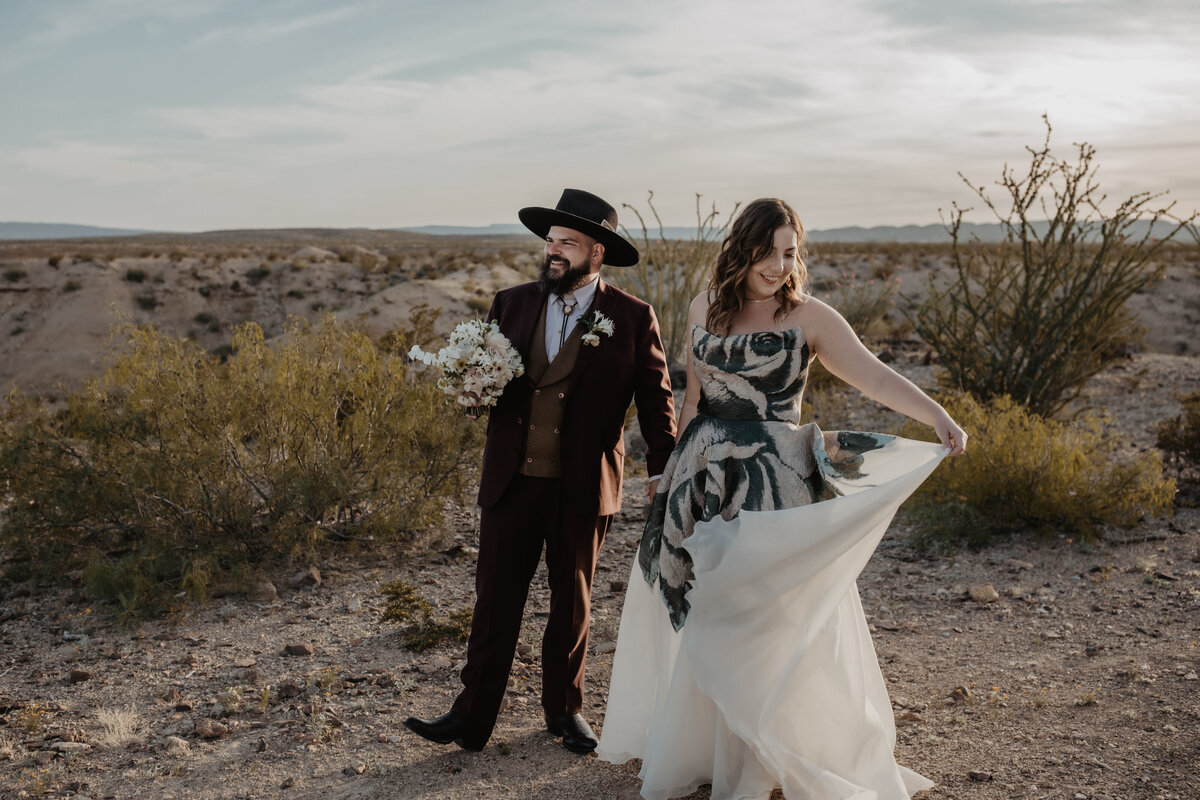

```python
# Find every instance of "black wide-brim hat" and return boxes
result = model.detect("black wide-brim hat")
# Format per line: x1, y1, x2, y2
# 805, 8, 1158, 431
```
518, 188, 640, 267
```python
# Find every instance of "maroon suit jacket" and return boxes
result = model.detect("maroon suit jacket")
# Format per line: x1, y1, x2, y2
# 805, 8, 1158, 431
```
477, 279, 677, 517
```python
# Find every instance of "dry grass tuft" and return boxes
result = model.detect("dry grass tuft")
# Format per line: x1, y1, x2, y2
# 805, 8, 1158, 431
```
95, 707, 145, 748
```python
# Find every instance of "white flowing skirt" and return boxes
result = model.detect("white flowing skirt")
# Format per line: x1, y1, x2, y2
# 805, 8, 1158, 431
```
598, 438, 944, 800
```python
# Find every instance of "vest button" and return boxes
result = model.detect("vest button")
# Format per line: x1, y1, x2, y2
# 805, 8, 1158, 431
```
529, 424, 536, 430
517, 417, 523, 424
526, 457, 533, 463
554, 428, 560, 434
558, 392, 565, 398
534, 389, 541, 395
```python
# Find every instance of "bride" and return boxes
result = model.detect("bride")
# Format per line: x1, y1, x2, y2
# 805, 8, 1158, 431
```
597, 198, 966, 800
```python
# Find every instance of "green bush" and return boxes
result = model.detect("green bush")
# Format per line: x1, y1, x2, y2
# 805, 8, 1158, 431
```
135, 294, 158, 311
910, 117, 1197, 418
611, 191, 737, 366
3, 268, 26, 283
902, 394, 1174, 548
124, 268, 147, 283
379, 579, 472, 652
246, 265, 271, 283
0, 316, 484, 616
1157, 391, 1200, 472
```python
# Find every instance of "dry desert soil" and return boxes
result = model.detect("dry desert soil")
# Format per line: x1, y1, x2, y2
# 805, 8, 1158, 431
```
1, 233, 1198, 800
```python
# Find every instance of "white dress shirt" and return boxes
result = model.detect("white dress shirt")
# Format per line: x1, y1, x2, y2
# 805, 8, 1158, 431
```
545, 274, 599, 361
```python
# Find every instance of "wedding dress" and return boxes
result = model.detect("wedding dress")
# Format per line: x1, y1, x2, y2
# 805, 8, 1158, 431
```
598, 325, 942, 800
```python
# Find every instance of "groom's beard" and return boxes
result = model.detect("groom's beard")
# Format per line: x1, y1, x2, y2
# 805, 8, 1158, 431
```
537, 255, 592, 296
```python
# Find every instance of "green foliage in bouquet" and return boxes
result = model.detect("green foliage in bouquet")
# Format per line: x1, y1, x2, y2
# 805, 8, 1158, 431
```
0, 316, 483, 616
910, 116, 1197, 418
379, 578, 472, 652
901, 394, 1174, 549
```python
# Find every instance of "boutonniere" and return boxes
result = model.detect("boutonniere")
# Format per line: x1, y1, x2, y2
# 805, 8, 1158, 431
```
578, 310, 615, 347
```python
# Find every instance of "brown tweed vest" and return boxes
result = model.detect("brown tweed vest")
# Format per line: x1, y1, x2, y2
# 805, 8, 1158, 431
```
519, 300, 585, 478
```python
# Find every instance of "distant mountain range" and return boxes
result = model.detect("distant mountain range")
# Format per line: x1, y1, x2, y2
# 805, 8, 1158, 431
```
1, 219, 1181, 244
396, 222, 982, 242
0, 222, 157, 240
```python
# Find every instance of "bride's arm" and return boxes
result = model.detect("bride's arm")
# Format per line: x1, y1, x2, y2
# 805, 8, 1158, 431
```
802, 296, 967, 455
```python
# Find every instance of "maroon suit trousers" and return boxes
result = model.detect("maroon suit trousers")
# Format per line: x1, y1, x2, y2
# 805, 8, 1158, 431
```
451, 474, 611, 737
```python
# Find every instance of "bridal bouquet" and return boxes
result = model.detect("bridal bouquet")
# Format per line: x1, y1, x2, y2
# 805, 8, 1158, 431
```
408, 319, 524, 416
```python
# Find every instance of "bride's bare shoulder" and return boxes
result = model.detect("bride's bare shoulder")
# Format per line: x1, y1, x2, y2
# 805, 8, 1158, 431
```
688, 293, 712, 325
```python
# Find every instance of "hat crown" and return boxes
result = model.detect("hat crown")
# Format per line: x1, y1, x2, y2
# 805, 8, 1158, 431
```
517, 187, 639, 266
553, 188, 619, 233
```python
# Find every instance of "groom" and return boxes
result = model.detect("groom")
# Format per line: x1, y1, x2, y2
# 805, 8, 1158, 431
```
404, 188, 677, 754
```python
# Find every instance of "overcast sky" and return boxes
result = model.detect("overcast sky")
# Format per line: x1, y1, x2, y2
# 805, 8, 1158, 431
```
2, 0, 1197, 232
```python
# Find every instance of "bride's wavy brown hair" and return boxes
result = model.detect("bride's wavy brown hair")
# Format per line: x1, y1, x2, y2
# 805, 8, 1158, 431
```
706, 198, 808, 336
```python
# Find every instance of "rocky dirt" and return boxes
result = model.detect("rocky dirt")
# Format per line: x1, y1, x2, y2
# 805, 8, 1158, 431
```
1, 349, 1197, 800
0, 238, 1198, 799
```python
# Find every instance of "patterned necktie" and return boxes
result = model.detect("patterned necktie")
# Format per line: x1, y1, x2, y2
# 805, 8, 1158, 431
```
558, 293, 577, 348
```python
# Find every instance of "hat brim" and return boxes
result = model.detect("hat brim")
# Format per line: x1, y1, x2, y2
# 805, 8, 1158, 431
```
518, 207, 639, 267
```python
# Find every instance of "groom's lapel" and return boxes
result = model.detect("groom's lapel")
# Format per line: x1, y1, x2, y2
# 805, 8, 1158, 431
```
512, 284, 545, 359
566, 277, 614, 396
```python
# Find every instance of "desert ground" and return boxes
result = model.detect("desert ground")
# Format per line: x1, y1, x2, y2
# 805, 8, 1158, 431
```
0, 232, 1198, 800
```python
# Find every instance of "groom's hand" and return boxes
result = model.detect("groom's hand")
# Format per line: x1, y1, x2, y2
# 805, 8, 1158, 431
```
645, 478, 659, 500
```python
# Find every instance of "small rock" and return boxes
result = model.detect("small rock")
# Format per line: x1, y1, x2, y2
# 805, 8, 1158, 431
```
285, 643, 315, 656
346, 597, 362, 614
279, 681, 305, 698
247, 581, 277, 603
256, 737, 268, 753
49, 741, 91, 753
416, 664, 437, 675
1183, 672, 1198, 681
968, 584, 999, 603
68, 669, 92, 684
1005, 559, 1034, 571
33, 750, 54, 764
609, 580, 627, 593
342, 763, 366, 776
164, 736, 190, 754
174, 699, 195, 712
280, 776, 296, 789
193, 718, 229, 739
593, 641, 617, 655
232, 657, 257, 669
289, 566, 322, 589
895, 711, 923, 725
968, 770, 993, 782
516, 643, 533, 658
949, 685, 973, 703
430, 656, 452, 670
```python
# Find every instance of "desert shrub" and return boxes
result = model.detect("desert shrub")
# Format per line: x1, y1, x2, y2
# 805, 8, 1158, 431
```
1157, 391, 1200, 472
0, 316, 484, 616
902, 394, 1174, 548
3, 268, 26, 283
123, 268, 146, 283
134, 294, 157, 311
246, 265, 271, 283
378, 303, 441, 356
610, 191, 738, 366
63, 280, 81, 292
48, 255, 62, 267
286, 289, 305, 298
824, 273, 901, 339
909, 117, 1197, 418
466, 296, 491, 314
379, 579, 472, 652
